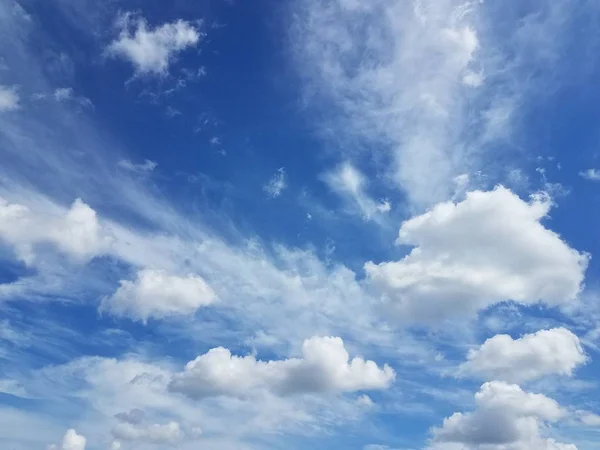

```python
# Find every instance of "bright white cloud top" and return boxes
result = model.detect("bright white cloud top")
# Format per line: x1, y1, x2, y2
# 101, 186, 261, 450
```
365, 187, 588, 321
170, 336, 395, 398
429, 381, 575, 450
107, 14, 201, 75
460, 328, 587, 383
101, 269, 217, 322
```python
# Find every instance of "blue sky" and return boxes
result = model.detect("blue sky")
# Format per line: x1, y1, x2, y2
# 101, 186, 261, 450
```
1, 0, 600, 449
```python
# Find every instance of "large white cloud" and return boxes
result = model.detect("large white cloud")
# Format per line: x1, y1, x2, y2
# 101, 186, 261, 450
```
429, 381, 577, 450
48, 429, 86, 450
459, 328, 587, 383
169, 336, 395, 399
107, 14, 201, 75
0, 197, 110, 264
100, 268, 217, 322
365, 187, 588, 321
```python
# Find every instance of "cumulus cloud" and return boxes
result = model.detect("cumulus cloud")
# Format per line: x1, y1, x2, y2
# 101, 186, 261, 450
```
169, 336, 395, 398
100, 268, 217, 322
459, 328, 587, 383
365, 187, 588, 322
0, 85, 19, 111
48, 429, 86, 450
324, 162, 391, 220
107, 14, 201, 75
429, 381, 576, 450
263, 167, 287, 198
0, 197, 110, 264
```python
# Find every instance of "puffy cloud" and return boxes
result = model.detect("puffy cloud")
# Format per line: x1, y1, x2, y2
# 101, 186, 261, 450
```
0, 197, 110, 264
48, 429, 86, 450
0, 85, 19, 111
263, 167, 287, 198
430, 381, 576, 450
112, 421, 182, 444
324, 162, 391, 220
459, 328, 587, 383
100, 268, 217, 322
107, 14, 201, 75
169, 336, 395, 399
365, 187, 588, 322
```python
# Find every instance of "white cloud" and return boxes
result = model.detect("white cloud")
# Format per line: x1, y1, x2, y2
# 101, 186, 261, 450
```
324, 162, 391, 220
0, 197, 110, 264
429, 381, 577, 450
48, 429, 86, 450
100, 268, 217, 322
579, 168, 600, 181
112, 421, 182, 444
365, 187, 588, 322
117, 159, 158, 174
169, 336, 395, 399
107, 14, 201, 76
0, 84, 19, 111
263, 167, 287, 198
292, 0, 484, 206
52, 87, 93, 109
459, 328, 587, 383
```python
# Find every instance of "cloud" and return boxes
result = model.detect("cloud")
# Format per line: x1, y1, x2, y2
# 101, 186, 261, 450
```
365, 187, 588, 322
579, 168, 600, 181
324, 162, 391, 220
117, 158, 158, 174
0, 197, 110, 264
112, 420, 182, 444
429, 381, 576, 450
52, 87, 93, 108
291, 0, 484, 206
459, 328, 587, 383
0, 85, 19, 111
263, 167, 287, 198
291, 0, 582, 208
48, 429, 86, 450
100, 269, 217, 322
169, 336, 395, 399
107, 14, 201, 76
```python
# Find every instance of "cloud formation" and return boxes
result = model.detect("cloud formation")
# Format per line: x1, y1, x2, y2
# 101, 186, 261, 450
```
460, 328, 587, 383
48, 429, 86, 450
365, 187, 588, 321
101, 268, 217, 322
429, 381, 576, 450
0, 85, 19, 111
324, 162, 391, 220
107, 14, 201, 75
169, 336, 395, 398
0, 197, 110, 264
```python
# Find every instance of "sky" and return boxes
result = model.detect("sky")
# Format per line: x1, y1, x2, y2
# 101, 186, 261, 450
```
1, 0, 600, 449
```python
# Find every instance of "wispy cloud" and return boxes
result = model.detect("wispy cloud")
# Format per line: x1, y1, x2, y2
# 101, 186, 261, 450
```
264, 168, 287, 198
117, 159, 158, 174
324, 162, 391, 221
291, 0, 585, 208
